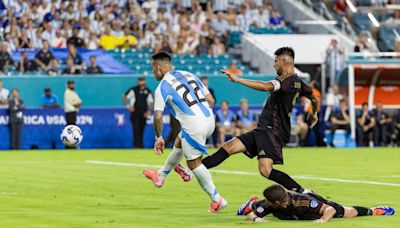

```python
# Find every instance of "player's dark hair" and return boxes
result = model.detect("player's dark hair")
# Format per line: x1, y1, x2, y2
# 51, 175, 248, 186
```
263, 185, 287, 202
152, 51, 172, 62
274, 47, 295, 60
362, 102, 368, 107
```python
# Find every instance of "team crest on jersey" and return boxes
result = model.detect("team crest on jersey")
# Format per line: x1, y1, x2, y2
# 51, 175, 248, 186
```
310, 200, 318, 208
257, 207, 264, 213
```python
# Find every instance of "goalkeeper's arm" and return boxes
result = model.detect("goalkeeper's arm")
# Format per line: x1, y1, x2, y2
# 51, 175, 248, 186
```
246, 212, 267, 223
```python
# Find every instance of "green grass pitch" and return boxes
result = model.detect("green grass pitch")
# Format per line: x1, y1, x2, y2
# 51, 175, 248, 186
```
0, 148, 399, 227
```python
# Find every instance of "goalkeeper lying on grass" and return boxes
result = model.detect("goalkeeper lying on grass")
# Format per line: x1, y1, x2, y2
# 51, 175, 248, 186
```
237, 184, 394, 223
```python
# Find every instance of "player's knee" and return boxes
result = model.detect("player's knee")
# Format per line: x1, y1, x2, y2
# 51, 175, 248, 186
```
258, 164, 272, 178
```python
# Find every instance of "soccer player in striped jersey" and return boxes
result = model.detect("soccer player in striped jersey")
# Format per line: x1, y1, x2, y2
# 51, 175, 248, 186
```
143, 52, 227, 213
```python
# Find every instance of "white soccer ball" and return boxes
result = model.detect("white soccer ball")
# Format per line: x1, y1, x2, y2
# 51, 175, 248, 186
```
61, 125, 83, 147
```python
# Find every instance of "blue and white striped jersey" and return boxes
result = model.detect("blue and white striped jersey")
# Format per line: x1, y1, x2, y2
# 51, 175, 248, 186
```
154, 70, 214, 133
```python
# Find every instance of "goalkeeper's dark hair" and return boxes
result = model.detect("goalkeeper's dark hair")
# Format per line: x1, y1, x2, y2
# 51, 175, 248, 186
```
274, 47, 295, 60
263, 185, 287, 202
152, 51, 172, 62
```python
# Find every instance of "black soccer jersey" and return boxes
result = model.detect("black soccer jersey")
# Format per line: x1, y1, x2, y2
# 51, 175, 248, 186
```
256, 74, 313, 143
251, 192, 324, 220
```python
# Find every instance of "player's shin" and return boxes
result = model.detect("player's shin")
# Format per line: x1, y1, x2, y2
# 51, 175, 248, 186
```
353, 206, 373, 216
268, 169, 304, 193
158, 146, 183, 179
202, 147, 229, 169
192, 163, 220, 202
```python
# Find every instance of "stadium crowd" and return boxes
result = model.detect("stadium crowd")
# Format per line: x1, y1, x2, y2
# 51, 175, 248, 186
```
0, 0, 286, 75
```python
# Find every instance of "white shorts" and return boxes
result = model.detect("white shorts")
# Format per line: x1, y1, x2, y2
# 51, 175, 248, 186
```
180, 120, 215, 161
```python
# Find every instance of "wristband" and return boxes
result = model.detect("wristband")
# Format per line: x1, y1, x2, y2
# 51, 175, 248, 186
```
155, 136, 163, 140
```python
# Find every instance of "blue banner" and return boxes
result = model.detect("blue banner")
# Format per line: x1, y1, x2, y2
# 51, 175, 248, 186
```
0, 108, 168, 150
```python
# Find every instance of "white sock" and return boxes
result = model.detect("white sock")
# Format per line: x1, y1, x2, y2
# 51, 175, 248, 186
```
192, 164, 220, 202
158, 147, 183, 179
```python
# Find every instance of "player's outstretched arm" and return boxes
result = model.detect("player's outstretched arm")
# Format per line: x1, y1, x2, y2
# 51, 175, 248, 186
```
314, 204, 336, 223
221, 70, 276, 92
246, 212, 267, 223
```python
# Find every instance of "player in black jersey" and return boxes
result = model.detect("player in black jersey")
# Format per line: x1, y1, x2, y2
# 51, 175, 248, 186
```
202, 47, 319, 193
237, 185, 394, 223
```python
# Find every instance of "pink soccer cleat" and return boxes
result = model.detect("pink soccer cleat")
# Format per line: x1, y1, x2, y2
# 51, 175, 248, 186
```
174, 164, 192, 182
209, 197, 228, 213
143, 169, 164, 188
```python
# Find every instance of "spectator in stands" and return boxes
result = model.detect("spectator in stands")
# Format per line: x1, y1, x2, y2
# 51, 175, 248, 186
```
333, 0, 347, 16
385, 10, 400, 24
212, 0, 228, 13
122, 77, 154, 148
67, 27, 85, 48
209, 36, 226, 56
292, 113, 309, 146
236, 99, 256, 134
41, 87, 60, 109
354, 33, 375, 53
324, 85, 343, 122
373, 102, 392, 146
35, 40, 56, 73
9, 88, 24, 150
216, 100, 237, 146
0, 43, 12, 74
155, 35, 174, 53
51, 29, 67, 48
325, 39, 344, 79
328, 99, 351, 147
196, 36, 210, 55
87, 33, 99, 50
118, 27, 137, 49
0, 79, 10, 108
86, 56, 103, 74
226, 60, 243, 75
356, 103, 376, 147
63, 58, 80, 75
18, 51, 36, 73
17, 29, 33, 49
47, 59, 60, 76
99, 26, 117, 50
174, 35, 190, 55
67, 45, 85, 72
64, 80, 82, 126
211, 12, 230, 38
254, 6, 270, 28
269, 9, 285, 27
237, 4, 252, 32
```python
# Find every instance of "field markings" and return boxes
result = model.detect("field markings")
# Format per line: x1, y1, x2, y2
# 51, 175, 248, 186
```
85, 160, 400, 187
1, 192, 18, 195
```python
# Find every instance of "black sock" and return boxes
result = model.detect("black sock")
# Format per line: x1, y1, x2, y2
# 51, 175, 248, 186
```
268, 169, 304, 193
202, 147, 229, 169
353, 206, 373, 216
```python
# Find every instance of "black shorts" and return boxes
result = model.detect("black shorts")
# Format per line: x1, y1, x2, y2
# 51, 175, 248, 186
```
307, 193, 345, 218
237, 129, 284, 164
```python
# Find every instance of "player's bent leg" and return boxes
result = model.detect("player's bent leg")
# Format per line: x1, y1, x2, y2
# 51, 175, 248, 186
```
342, 207, 359, 218
171, 136, 192, 182
258, 158, 305, 193
202, 137, 247, 169
143, 135, 186, 187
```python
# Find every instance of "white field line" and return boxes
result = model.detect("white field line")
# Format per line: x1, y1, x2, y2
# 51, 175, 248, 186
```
85, 160, 400, 187
0, 192, 18, 195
